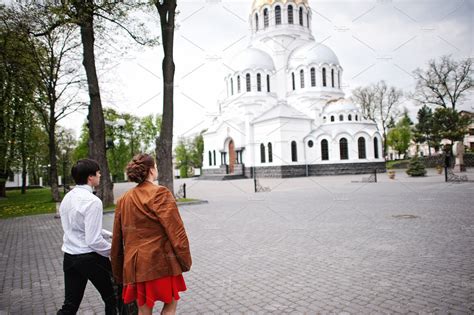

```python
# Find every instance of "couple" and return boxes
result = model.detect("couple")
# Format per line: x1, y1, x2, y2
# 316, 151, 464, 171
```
57, 154, 192, 315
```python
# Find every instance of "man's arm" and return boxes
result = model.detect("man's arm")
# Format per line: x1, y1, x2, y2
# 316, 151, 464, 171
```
84, 199, 111, 257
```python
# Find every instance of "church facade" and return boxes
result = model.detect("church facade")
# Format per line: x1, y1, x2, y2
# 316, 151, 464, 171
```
202, 0, 385, 178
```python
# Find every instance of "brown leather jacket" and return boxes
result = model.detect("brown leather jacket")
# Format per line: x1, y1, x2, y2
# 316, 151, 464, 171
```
111, 181, 192, 284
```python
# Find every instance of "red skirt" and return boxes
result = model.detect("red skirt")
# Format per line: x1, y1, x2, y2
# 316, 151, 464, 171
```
122, 275, 187, 308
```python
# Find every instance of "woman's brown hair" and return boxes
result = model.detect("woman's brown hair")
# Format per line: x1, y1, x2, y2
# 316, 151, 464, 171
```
126, 154, 155, 183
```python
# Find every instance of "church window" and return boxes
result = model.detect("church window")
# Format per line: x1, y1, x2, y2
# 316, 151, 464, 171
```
255, 13, 259, 30
230, 78, 234, 95
310, 67, 316, 86
355, 114, 358, 121
322, 68, 327, 87
275, 6, 281, 25
321, 140, 329, 160
268, 142, 273, 162
291, 141, 298, 162
213, 150, 217, 165
300, 69, 304, 88
299, 7, 304, 26
348, 114, 352, 121
358, 137, 366, 159
323, 116, 327, 122
339, 138, 348, 160
330, 115, 334, 122
331, 69, 335, 87
266, 74, 271, 92
246, 73, 251, 92
260, 144, 266, 163
374, 137, 379, 158
308, 140, 314, 148
264, 8, 269, 28
288, 5, 294, 24
291, 72, 295, 90
237, 75, 241, 93
257, 73, 262, 92
339, 114, 343, 121
208, 151, 212, 166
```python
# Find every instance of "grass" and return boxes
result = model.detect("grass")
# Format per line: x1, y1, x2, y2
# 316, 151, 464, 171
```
0, 188, 116, 219
386, 159, 410, 169
177, 198, 198, 203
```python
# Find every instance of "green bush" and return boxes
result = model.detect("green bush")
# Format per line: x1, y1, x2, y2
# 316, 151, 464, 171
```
406, 155, 427, 176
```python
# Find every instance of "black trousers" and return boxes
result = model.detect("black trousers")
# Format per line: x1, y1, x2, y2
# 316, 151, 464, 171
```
57, 252, 117, 315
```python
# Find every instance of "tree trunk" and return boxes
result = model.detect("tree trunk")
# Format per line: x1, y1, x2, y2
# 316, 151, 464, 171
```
48, 115, 60, 201
155, 0, 177, 195
78, 5, 114, 206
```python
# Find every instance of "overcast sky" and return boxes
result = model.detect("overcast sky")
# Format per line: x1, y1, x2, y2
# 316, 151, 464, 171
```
55, 0, 473, 139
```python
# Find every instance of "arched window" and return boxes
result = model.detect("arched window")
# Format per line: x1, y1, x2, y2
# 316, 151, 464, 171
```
310, 67, 316, 87
348, 114, 352, 121
339, 114, 343, 121
260, 143, 266, 163
275, 6, 281, 25
288, 5, 294, 24
321, 140, 329, 160
355, 115, 358, 121
255, 13, 259, 30
322, 68, 327, 87
338, 70, 341, 88
300, 69, 304, 88
208, 151, 212, 166
330, 115, 334, 122
237, 75, 241, 93
291, 141, 298, 162
358, 137, 366, 159
213, 150, 217, 165
264, 8, 269, 28
339, 138, 348, 160
246, 73, 251, 92
268, 142, 273, 162
266, 74, 270, 92
257, 73, 262, 92
291, 72, 295, 90
374, 137, 379, 158
331, 69, 335, 87
299, 7, 304, 26
230, 78, 234, 95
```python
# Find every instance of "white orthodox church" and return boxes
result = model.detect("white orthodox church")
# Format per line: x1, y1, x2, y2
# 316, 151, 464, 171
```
202, 0, 385, 178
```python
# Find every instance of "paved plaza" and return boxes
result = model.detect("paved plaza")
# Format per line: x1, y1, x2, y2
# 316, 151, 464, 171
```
1, 169, 473, 314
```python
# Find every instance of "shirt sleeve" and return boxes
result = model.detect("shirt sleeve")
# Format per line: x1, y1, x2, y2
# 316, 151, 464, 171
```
111, 200, 124, 283
84, 199, 111, 257
153, 186, 192, 272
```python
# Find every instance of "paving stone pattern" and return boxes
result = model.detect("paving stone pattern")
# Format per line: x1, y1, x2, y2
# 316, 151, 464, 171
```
1, 170, 473, 314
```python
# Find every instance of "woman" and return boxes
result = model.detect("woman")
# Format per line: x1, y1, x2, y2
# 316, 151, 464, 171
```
111, 154, 192, 315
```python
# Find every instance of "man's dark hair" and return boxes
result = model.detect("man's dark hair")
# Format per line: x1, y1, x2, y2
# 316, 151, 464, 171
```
71, 159, 100, 185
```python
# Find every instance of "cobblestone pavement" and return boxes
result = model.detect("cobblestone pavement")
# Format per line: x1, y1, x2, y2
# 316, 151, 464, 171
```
1, 170, 473, 314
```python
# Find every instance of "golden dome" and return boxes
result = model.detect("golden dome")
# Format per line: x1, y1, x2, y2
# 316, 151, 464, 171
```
252, 0, 309, 12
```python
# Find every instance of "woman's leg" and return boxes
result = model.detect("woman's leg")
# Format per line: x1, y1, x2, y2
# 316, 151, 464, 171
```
138, 304, 152, 315
161, 298, 177, 315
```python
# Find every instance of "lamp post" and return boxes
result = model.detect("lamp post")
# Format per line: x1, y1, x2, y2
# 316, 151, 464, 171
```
61, 149, 67, 195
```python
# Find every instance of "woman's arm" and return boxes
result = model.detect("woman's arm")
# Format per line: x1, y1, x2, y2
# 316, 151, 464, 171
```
110, 199, 124, 283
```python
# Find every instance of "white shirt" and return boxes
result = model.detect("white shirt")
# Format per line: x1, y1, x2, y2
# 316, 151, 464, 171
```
60, 185, 111, 257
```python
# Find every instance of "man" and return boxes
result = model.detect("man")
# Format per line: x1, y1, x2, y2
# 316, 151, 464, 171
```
57, 159, 117, 315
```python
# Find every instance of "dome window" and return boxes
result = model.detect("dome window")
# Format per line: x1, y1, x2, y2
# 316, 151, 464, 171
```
237, 75, 241, 93
339, 114, 343, 121
348, 114, 352, 121
355, 114, 358, 121
208, 151, 212, 166
288, 5, 294, 24
266, 74, 271, 92
291, 72, 295, 90
339, 138, 348, 160
260, 143, 266, 163
330, 115, 334, 122
268, 142, 273, 162
275, 6, 281, 25
230, 78, 234, 95
264, 8, 269, 28
310, 67, 316, 87
257, 73, 262, 92
358, 137, 366, 159
299, 7, 304, 26
321, 139, 329, 160
374, 137, 379, 159
308, 140, 314, 148
213, 150, 217, 165
300, 69, 305, 88
255, 13, 259, 31
246, 73, 251, 92
322, 68, 327, 87
291, 141, 298, 162
331, 69, 335, 88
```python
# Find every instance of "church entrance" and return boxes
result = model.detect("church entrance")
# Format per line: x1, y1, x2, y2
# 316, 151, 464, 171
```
229, 140, 235, 174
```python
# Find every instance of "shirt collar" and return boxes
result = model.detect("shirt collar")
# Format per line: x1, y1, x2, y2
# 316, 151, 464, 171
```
76, 184, 93, 193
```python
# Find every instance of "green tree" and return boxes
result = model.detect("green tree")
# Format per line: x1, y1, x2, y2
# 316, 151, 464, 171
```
139, 114, 162, 154
432, 108, 470, 146
413, 105, 441, 155
406, 155, 426, 177
175, 138, 191, 178
190, 131, 205, 171
387, 114, 412, 158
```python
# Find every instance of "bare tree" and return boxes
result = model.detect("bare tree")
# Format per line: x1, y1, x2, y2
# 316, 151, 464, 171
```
413, 55, 472, 110
351, 81, 403, 157
153, 0, 177, 194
